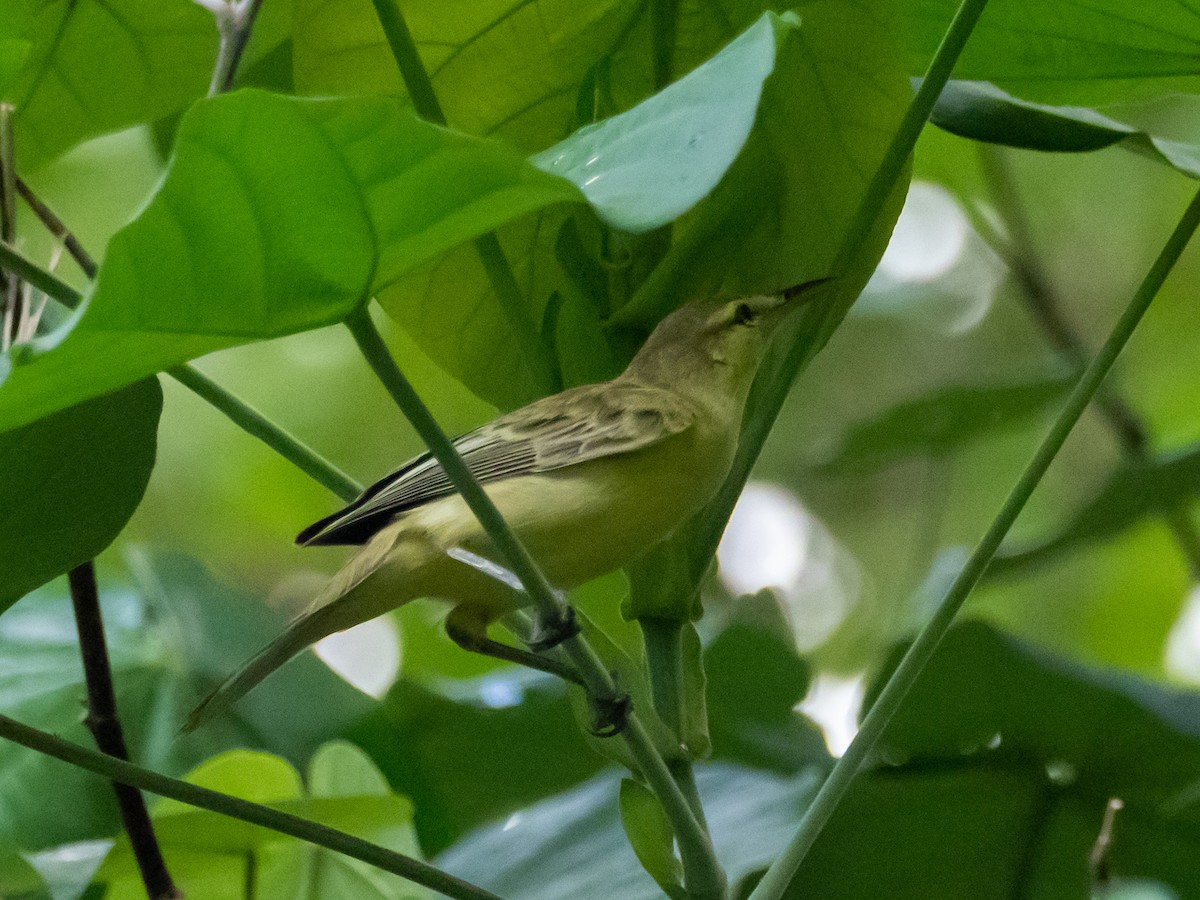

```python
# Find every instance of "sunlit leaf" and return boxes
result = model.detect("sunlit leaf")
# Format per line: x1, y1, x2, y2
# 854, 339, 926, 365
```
0, 90, 582, 431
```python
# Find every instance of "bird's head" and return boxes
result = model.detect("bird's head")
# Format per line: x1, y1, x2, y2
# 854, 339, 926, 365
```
624, 280, 830, 401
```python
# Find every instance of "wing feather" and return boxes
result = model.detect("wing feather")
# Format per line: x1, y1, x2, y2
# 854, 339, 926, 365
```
296, 381, 694, 546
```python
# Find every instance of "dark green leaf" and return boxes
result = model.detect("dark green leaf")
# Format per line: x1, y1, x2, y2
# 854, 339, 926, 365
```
0, 552, 375, 851
0, 90, 582, 431
931, 81, 1200, 179
0, 379, 160, 612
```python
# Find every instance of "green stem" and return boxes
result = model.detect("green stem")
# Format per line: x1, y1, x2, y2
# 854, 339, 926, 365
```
344, 306, 725, 899
208, 0, 265, 96
366, 0, 558, 397
0, 239, 363, 504
0, 238, 77, 303
0, 713, 500, 900
167, 366, 362, 502
748, 184, 1200, 900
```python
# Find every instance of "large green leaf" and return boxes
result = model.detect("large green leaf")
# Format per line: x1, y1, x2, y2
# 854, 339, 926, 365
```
0, 379, 160, 612
0, 89, 582, 432
1, 0, 217, 168
903, 1, 1200, 104
0, 553, 375, 852
95, 742, 430, 899
292, 0, 776, 154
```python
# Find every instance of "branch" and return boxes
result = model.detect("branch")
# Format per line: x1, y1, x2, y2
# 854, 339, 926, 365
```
0, 713, 501, 900
344, 306, 726, 899
748, 183, 1200, 900
68, 564, 181, 900
367, 0, 558, 398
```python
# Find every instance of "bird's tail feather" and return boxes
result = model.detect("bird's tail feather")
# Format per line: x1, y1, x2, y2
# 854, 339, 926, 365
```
184, 522, 427, 733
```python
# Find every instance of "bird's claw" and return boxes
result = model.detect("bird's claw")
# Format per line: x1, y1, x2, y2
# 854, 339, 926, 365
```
527, 604, 581, 652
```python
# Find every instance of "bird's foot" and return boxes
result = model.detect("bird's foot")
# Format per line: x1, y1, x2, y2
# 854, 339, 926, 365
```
527, 604, 581, 652
588, 685, 632, 738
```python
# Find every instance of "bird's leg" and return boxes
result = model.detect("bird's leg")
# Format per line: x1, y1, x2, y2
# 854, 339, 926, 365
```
444, 606, 586, 687
445, 606, 630, 737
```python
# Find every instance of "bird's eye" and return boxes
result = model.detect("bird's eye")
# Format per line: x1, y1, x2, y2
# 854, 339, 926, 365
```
733, 303, 756, 326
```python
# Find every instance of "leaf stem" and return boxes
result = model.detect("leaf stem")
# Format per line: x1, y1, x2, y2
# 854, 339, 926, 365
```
344, 305, 726, 899
1, 104, 22, 351
748, 183, 1200, 900
0, 713, 502, 900
976, 144, 1200, 579
366, 0, 559, 398
167, 365, 362, 502
68, 563, 182, 900
3, 201, 363, 503
208, 0, 266, 96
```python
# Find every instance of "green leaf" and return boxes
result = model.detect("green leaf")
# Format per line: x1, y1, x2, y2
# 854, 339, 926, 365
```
902, 1, 1200, 105
292, 0, 776, 153
992, 441, 1200, 576
439, 763, 822, 900
1, 0, 217, 168
0, 89, 582, 432
792, 622, 1200, 898
0, 552, 375, 852
814, 375, 1072, 473
931, 81, 1200, 179
96, 742, 429, 899
0, 379, 160, 612
624, 3, 909, 320
531, 12, 780, 234
619, 778, 684, 897
0, 848, 49, 900
349, 675, 603, 855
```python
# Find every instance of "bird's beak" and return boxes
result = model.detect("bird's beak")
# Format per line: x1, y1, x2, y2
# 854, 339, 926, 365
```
761, 276, 835, 330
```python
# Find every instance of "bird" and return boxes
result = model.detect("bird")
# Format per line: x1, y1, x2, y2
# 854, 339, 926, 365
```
184, 285, 824, 732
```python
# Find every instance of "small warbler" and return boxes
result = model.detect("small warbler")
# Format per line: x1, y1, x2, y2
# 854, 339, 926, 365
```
186, 286, 820, 731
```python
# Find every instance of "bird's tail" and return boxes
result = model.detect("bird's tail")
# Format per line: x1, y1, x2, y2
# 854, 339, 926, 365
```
184, 521, 425, 733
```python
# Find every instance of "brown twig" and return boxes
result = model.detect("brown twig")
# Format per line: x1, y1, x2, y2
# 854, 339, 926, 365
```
68, 564, 182, 900
15, 177, 97, 278
1088, 797, 1124, 895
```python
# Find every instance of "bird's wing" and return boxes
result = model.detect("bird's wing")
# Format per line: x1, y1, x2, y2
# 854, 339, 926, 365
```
296, 381, 695, 546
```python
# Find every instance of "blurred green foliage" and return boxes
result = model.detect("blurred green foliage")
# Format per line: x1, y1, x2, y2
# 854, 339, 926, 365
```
5, 0, 1200, 898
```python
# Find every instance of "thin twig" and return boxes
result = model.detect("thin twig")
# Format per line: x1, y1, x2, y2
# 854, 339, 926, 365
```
976, 144, 1200, 578
366, 0, 558, 398
344, 306, 726, 899
1, 103, 20, 352
748, 183, 1200, 900
1089, 797, 1124, 895
0, 713, 502, 900
68, 565, 182, 900
15, 177, 97, 277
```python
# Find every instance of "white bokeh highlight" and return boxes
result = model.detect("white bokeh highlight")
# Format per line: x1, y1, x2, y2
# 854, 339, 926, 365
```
798, 673, 866, 757
1165, 584, 1200, 681
718, 482, 860, 652
315, 615, 402, 699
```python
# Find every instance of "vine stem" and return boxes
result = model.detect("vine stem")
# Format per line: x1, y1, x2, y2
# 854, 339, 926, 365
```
68, 564, 182, 900
344, 306, 726, 899
366, 0, 558, 398
208, 0, 265, 96
0, 713, 501, 900
749, 185, 1200, 900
